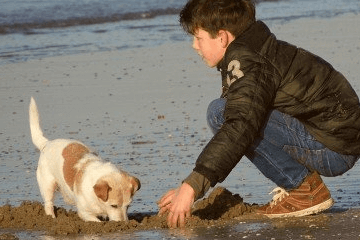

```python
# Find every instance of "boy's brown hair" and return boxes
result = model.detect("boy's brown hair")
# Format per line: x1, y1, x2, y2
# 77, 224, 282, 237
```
180, 0, 256, 38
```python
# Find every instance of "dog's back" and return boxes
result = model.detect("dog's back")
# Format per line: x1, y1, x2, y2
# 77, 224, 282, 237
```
29, 97, 48, 151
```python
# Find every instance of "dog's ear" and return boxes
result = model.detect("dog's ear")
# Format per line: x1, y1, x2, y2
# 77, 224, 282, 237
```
130, 177, 141, 196
93, 180, 112, 202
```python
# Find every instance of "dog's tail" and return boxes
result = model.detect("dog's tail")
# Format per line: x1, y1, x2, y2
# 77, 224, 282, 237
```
29, 97, 48, 151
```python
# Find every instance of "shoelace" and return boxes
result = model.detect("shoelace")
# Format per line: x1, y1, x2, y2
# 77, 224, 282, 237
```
269, 187, 289, 208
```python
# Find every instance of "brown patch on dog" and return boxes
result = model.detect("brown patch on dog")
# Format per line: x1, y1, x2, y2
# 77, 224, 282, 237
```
93, 180, 112, 202
62, 143, 90, 190
130, 176, 141, 196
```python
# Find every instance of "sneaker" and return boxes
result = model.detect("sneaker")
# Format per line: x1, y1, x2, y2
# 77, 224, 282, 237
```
257, 171, 334, 218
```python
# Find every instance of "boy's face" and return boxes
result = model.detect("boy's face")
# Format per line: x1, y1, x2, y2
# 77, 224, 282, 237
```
192, 29, 227, 68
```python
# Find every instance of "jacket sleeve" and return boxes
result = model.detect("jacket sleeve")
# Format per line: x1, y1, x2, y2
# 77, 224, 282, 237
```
194, 47, 280, 186
183, 171, 211, 200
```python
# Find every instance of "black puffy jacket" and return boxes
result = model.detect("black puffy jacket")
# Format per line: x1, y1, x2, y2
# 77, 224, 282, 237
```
194, 21, 360, 186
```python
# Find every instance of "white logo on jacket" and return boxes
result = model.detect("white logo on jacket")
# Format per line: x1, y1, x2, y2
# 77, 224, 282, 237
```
226, 60, 244, 87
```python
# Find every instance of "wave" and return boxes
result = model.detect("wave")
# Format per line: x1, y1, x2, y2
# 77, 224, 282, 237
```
0, 7, 181, 35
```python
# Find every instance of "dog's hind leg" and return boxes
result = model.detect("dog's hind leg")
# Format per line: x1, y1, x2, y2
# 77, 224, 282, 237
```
36, 164, 57, 218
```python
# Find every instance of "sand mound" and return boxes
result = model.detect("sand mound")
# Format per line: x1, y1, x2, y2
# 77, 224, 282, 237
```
0, 187, 258, 235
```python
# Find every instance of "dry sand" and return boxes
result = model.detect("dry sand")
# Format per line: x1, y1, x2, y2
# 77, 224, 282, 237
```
1, 12, 360, 239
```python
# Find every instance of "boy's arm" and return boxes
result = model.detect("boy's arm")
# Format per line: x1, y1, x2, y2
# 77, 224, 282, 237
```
194, 49, 280, 187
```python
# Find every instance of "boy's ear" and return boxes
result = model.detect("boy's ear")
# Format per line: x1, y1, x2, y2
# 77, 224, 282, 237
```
218, 30, 235, 48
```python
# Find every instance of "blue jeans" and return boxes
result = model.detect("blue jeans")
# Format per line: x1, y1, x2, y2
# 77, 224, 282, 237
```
207, 98, 359, 190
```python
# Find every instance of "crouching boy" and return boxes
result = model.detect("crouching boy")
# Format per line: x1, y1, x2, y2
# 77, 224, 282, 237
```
158, 0, 360, 228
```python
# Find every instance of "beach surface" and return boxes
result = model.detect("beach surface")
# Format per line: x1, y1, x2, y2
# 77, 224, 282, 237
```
1, 11, 360, 239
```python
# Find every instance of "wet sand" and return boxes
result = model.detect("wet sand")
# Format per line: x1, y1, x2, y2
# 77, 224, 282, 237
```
0, 187, 258, 235
1, 12, 360, 239
1, 189, 360, 239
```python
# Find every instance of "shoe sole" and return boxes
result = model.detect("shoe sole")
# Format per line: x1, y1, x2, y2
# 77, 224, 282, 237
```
264, 198, 334, 218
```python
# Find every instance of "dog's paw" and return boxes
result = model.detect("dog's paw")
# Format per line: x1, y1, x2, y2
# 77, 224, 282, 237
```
44, 205, 56, 218
78, 212, 102, 222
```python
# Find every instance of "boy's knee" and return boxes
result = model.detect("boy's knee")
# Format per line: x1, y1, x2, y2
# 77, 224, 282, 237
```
206, 98, 226, 134
208, 98, 226, 111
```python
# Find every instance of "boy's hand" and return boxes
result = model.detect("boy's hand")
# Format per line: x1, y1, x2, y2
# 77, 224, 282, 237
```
157, 182, 195, 228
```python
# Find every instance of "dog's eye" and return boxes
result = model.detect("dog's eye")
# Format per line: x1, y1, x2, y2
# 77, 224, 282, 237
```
111, 205, 119, 209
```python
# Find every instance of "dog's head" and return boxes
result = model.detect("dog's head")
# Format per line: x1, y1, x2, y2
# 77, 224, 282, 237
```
93, 171, 140, 221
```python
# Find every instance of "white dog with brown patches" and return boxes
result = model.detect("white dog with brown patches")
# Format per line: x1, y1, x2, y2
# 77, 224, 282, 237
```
29, 97, 140, 222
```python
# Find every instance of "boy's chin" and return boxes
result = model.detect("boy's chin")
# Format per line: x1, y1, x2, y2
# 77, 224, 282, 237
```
203, 59, 217, 68
202, 58, 222, 68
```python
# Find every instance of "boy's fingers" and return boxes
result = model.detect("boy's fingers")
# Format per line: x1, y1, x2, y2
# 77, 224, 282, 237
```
179, 209, 191, 228
167, 211, 187, 228
158, 194, 173, 208
157, 189, 176, 206
167, 211, 174, 228
158, 203, 171, 216
185, 209, 191, 219
178, 212, 186, 228
168, 211, 180, 229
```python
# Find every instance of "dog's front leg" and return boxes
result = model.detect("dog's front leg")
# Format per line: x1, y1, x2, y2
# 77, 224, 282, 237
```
44, 201, 56, 218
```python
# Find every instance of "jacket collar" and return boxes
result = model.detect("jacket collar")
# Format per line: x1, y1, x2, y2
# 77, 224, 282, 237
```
217, 20, 272, 71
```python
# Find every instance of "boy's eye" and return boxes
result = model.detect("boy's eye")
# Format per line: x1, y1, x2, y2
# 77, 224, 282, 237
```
111, 205, 119, 208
